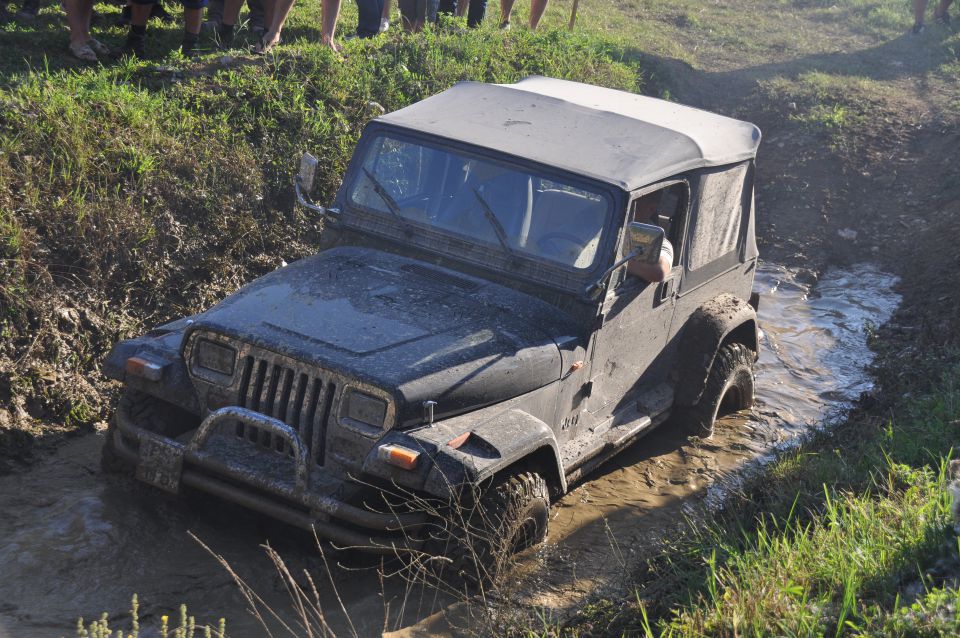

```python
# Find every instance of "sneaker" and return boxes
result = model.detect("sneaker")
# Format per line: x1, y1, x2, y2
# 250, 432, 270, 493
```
116, 31, 146, 58
181, 32, 200, 57
499, 20, 511, 30
216, 22, 234, 48
934, 10, 950, 25
911, 22, 924, 34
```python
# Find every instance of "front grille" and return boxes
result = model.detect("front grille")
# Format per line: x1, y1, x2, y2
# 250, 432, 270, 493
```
235, 354, 337, 466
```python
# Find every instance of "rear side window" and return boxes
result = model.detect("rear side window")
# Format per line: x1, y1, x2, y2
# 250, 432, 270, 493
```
687, 164, 748, 270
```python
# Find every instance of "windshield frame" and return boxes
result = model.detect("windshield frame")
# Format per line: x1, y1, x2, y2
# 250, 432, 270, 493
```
338, 124, 624, 293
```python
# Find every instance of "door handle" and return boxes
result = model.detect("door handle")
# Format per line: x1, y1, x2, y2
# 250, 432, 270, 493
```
659, 278, 675, 302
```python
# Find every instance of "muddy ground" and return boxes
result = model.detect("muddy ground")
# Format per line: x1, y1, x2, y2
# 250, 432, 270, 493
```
0, 2, 958, 636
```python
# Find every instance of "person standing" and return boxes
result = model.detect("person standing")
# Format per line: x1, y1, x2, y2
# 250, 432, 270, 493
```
63, 0, 111, 61
913, 0, 954, 32
498, 0, 546, 29
118, 0, 208, 57
204, 0, 265, 37
254, 0, 340, 52
437, 0, 483, 27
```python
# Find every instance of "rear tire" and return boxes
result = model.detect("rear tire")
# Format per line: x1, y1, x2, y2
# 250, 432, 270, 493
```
678, 342, 755, 438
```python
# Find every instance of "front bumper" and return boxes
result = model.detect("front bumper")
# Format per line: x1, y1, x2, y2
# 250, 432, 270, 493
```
113, 404, 429, 553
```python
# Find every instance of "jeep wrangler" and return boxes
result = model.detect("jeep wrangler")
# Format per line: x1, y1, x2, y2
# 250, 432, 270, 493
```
102, 77, 762, 566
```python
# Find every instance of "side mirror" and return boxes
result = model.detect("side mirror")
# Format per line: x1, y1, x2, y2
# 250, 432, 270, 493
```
626, 222, 664, 265
295, 152, 335, 218
584, 223, 666, 300
298, 152, 319, 194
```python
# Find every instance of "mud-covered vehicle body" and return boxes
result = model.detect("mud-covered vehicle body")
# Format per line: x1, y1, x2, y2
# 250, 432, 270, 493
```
103, 77, 762, 556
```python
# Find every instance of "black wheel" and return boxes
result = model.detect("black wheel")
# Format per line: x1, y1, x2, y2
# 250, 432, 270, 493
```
430, 471, 550, 588
678, 342, 755, 438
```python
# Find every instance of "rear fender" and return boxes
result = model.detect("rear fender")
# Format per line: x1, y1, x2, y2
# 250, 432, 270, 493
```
674, 294, 758, 407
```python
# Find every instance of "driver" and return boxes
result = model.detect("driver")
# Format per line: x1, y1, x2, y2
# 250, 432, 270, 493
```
626, 196, 673, 283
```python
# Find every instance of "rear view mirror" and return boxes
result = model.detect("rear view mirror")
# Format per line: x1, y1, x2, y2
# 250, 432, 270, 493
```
626, 222, 664, 264
298, 152, 319, 193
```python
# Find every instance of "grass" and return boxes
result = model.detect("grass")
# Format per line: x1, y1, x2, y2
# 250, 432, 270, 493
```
75, 595, 227, 638
0, 17, 641, 438
559, 358, 960, 636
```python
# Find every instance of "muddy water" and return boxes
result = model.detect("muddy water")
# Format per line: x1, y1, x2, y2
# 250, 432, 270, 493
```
0, 263, 899, 637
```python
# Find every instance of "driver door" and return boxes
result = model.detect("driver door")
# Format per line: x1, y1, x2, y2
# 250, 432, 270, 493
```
586, 181, 689, 423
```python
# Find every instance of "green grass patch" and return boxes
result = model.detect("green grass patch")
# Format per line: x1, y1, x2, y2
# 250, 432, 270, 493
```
0, 25, 641, 433
560, 360, 960, 636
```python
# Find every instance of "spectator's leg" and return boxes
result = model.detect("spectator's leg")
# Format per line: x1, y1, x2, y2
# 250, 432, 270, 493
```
913, 0, 928, 30
435, 0, 453, 20
217, 0, 243, 45
121, 0, 153, 56
64, 0, 95, 47
181, 0, 205, 55
498, 0, 513, 27
17, 0, 40, 19
355, 0, 383, 36
465, 0, 484, 26
320, 0, 341, 47
527, 0, 545, 28
379, 0, 390, 30
248, 0, 265, 33
934, 0, 952, 21
204, 0, 224, 27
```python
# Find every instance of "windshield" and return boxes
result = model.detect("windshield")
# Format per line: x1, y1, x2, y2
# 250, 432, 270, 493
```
347, 134, 612, 270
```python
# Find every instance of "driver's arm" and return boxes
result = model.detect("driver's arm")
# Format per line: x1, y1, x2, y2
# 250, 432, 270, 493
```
627, 239, 673, 283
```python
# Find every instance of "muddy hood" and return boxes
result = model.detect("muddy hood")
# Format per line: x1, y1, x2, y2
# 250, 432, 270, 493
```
188, 247, 577, 425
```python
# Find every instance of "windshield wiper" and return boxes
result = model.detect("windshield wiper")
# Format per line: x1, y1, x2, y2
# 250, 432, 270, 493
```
472, 189, 516, 256
361, 167, 414, 236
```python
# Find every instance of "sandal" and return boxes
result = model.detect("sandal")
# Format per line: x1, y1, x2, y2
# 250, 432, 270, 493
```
69, 41, 98, 62
87, 38, 111, 56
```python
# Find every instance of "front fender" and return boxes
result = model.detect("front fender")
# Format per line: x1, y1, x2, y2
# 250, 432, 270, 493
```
418, 408, 565, 498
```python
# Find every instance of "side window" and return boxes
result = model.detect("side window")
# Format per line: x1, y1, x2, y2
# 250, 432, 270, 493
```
628, 182, 688, 267
687, 164, 748, 271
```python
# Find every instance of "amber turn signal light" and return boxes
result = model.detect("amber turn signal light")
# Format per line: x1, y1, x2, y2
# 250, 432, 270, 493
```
377, 444, 420, 470
126, 356, 165, 382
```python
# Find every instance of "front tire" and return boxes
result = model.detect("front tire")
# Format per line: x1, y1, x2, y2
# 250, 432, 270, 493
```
434, 471, 550, 588
679, 342, 755, 438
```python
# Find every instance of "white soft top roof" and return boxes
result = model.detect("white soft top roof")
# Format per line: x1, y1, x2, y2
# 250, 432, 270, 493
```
376, 76, 761, 191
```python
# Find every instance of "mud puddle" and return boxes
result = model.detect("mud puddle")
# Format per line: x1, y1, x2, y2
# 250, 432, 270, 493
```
0, 263, 899, 637
523, 262, 900, 613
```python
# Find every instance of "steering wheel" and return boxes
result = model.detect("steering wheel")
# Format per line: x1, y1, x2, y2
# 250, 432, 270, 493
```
537, 232, 587, 257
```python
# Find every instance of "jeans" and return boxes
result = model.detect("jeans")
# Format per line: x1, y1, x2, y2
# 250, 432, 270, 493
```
437, 0, 486, 27
356, 0, 385, 36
